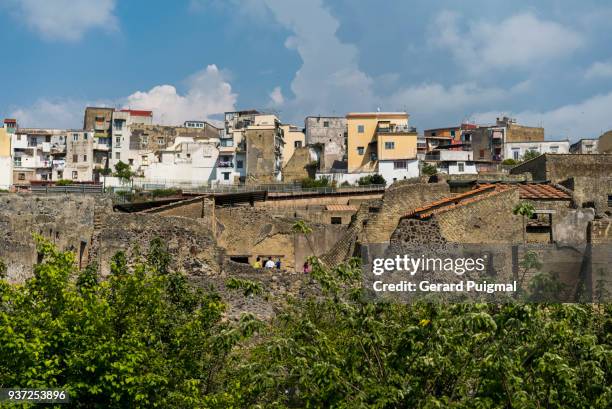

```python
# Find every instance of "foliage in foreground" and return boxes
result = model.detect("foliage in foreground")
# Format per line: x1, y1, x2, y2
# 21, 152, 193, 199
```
0, 240, 611, 408
0, 237, 257, 408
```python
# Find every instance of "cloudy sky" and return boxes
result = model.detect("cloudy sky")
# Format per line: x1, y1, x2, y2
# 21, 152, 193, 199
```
1, 0, 612, 140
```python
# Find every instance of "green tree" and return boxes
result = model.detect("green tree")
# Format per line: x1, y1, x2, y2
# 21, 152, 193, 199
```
513, 201, 536, 243
421, 162, 438, 176
522, 150, 541, 162
113, 161, 135, 184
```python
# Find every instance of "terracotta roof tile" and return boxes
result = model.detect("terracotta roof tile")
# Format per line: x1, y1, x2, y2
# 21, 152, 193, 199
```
478, 183, 571, 200
325, 204, 357, 212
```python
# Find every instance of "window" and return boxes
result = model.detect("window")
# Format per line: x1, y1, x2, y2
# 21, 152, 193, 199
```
73, 134, 78, 141
512, 149, 520, 160
385, 141, 395, 149
357, 125, 365, 133
128, 159, 134, 165
157, 137, 165, 145
72, 171, 78, 180
608, 195, 612, 207
370, 152, 377, 161
431, 132, 436, 137
18, 173, 25, 180
41, 174, 48, 181
186, 153, 191, 159
323, 121, 329, 128
450, 130, 456, 137
294, 140, 302, 148
223, 172, 230, 180
57, 171, 63, 179
393, 160, 407, 169
83, 154, 87, 162
83, 133, 88, 140
142, 136, 148, 144
550, 146, 559, 153
357, 146, 365, 155
115, 137, 121, 144
331, 216, 342, 225
458, 162, 465, 172
73, 154, 78, 163
236, 160, 243, 169
479, 149, 485, 159
115, 152, 120, 159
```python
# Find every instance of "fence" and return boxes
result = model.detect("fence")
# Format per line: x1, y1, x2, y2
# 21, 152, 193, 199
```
30, 184, 104, 194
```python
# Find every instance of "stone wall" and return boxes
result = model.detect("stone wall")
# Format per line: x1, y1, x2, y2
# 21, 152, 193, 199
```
0, 194, 113, 282
91, 213, 222, 277
304, 116, 347, 171
141, 196, 215, 231
561, 176, 612, 214
511, 154, 612, 183
215, 206, 346, 270
245, 128, 278, 183
129, 123, 218, 151
506, 123, 544, 142
363, 181, 451, 243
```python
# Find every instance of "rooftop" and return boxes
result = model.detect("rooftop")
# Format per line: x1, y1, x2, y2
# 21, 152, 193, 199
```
478, 183, 571, 200
120, 109, 153, 117
346, 112, 408, 119
325, 204, 357, 212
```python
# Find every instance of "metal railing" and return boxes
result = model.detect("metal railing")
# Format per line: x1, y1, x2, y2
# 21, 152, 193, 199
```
30, 184, 104, 194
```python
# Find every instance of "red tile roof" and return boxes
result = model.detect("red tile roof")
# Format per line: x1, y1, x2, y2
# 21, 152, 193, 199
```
325, 204, 357, 212
478, 183, 571, 200
404, 184, 513, 220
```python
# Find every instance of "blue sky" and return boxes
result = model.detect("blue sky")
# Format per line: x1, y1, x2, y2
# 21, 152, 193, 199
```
2, 0, 612, 140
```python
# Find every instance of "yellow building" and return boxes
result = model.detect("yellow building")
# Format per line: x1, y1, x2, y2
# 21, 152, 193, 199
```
0, 126, 13, 189
280, 124, 305, 165
346, 112, 417, 172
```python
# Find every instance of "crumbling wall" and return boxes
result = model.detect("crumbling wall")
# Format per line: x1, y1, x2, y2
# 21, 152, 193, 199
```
0, 194, 113, 282
245, 128, 278, 182
91, 213, 222, 277
215, 206, 346, 270
304, 116, 347, 171
363, 181, 451, 243
561, 176, 612, 215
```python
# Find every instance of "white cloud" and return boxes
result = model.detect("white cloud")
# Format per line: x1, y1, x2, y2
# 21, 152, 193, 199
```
10, 99, 89, 129
432, 11, 584, 73
473, 90, 612, 139
4, 0, 118, 41
269, 86, 284, 106
11, 64, 237, 128
124, 64, 236, 125
585, 60, 612, 79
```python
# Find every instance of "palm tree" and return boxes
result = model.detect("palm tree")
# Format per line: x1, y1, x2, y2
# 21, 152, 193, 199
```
513, 202, 535, 244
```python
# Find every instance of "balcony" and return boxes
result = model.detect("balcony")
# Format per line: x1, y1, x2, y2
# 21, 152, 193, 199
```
217, 161, 233, 168
376, 125, 417, 134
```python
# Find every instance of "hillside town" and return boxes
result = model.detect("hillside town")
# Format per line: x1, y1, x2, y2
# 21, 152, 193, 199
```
1, 108, 610, 191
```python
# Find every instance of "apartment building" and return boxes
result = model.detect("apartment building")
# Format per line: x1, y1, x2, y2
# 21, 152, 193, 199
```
222, 110, 261, 183
0, 121, 13, 189
504, 140, 570, 161
471, 117, 545, 162
570, 138, 598, 154
110, 109, 153, 169
143, 136, 221, 185
12, 128, 66, 184
346, 112, 419, 182
244, 114, 285, 182
63, 130, 111, 182
280, 124, 305, 166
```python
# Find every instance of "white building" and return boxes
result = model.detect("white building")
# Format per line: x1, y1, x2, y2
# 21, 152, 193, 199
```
143, 136, 221, 185
110, 109, 153, 169
504, 140, 570, 161
569, 138, 598, 154
425, 150, 477, 175
12, 128, 66, 184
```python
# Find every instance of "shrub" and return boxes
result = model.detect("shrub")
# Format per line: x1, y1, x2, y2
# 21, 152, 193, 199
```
301, 177, 330, 188
421, 163, 438, 176
502, 158, 517, 166
149, 188, 182, 198
55, 179, 73, 186
357, 174, 386, 186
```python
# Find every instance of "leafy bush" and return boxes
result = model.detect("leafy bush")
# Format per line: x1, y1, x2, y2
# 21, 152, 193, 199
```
55, 179, 73, 186
523, 150, 541, 162
502, 158, 518, 166
357, 174, 386, 186
421, 162, 438, 176
301, 177, 330, 188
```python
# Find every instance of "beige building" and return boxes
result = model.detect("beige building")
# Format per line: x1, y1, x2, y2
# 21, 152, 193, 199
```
280, 124, 305, 165
346, 112, 418, 173
64, 130, 111, 182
